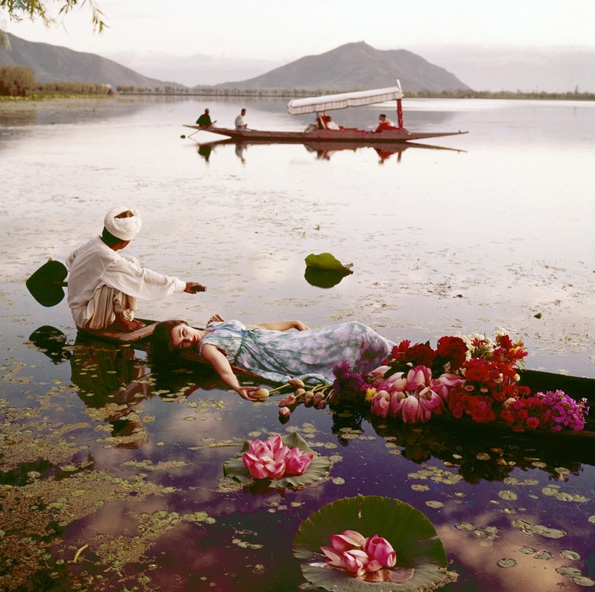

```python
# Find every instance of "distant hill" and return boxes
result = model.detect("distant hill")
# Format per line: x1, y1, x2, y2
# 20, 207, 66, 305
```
212, 42, 471, 92
0, 32, 173, 88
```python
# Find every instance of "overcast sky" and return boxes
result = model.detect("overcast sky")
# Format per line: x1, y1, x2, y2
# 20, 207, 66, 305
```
2, 0, 594, 89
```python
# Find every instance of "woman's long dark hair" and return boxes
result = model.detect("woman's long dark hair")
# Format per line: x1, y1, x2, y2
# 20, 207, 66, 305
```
148, 320, 187, 369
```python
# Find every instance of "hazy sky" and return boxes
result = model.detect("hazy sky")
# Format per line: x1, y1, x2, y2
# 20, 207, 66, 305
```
2, 0, 594, 89
5, 0, 594, 58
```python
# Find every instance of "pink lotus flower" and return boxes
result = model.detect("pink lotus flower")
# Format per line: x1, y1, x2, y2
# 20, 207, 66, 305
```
321, 530, 397, 578
406, 365, 433, 392
371, 390, 390, 418
343, 549, 369, 577
401, 394, 420, 423
366, 534, 397, 572
242, 435, 313, 480
389, 391, 406, 417
284, 446, 314, 476
377, 371, 407, 393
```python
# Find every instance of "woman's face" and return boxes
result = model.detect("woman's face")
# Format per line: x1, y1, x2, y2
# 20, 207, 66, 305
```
170, 323, 201, 350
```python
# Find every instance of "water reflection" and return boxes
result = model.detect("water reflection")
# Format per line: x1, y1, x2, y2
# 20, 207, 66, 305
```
193, 137, 465, 163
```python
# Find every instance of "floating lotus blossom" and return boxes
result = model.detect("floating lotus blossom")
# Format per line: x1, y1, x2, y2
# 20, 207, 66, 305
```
321, 529, 396, 578
242, 435, 313, 480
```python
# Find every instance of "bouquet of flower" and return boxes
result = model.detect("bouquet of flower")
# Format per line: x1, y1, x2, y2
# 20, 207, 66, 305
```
328, 329, 589, 433
500, 390, 589, 432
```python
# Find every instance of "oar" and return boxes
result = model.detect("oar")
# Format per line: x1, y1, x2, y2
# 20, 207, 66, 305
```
26, 259, 68, 307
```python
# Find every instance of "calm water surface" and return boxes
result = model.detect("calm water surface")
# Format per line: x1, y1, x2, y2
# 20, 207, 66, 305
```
0, 96, 594, 591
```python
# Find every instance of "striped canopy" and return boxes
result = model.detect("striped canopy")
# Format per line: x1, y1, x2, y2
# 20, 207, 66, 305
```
287, 83, 404, 115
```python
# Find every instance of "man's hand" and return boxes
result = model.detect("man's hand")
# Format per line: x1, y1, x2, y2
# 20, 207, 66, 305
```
185, 282, 206, 293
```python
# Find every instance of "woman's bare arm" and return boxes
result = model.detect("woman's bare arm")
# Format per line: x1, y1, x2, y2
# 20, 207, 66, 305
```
200, 343, 260, 400
246, 320, 310, 331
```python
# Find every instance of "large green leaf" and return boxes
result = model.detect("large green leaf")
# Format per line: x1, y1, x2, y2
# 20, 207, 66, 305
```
223, 431, 331, 489
293, 495, 449, 592
305, 252, 353, 272
26, 259, 68, 307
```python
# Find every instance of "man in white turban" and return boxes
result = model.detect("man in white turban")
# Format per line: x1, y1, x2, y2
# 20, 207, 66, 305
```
66, 207, 205, 331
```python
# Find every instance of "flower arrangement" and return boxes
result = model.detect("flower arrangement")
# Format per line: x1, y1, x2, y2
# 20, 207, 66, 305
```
321, 530, 396, 578
327, 330, 589, 434
242, 435, 313, 480
501, 390, 588, 432
264, 329, 589, 435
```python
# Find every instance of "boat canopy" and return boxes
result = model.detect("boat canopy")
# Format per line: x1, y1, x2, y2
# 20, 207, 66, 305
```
287, 83, 404, 115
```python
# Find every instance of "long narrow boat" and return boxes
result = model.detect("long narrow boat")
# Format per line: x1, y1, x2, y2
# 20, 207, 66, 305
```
184, 83, 467, 144
77, 321, 595, 407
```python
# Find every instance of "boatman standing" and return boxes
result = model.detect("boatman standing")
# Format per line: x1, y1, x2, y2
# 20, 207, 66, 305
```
66, 207, 206, 332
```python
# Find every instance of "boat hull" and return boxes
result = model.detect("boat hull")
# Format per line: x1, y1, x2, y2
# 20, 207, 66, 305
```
184, 125, 467, 144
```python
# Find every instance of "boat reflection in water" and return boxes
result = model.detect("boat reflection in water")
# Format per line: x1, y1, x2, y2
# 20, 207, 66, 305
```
194, 137, 465, 164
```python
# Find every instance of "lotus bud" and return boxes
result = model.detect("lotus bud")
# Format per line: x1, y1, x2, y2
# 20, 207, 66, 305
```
312, 392, 325, 406
294, 388, 306, 398
304, 391, 314, 406
279, 394, 297, 407
278, 406, 291, 418
252, 388, 270, 400
316, 399, 327, 409
288, 378, 305, 388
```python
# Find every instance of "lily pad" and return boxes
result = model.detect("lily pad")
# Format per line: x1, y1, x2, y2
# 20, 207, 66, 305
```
223, 431, 331, 489
293, 495, 449, 592
305, 252, 353, 272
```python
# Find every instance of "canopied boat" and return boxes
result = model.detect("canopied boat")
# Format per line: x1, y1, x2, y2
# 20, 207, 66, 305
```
184, 82, 467, 144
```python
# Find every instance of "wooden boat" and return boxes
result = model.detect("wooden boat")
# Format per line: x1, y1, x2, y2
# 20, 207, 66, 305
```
184, 83, 467, 144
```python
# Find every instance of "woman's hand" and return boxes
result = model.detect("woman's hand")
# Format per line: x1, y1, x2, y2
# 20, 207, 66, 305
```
235, 386, 262, 401
293, 320, 310, 331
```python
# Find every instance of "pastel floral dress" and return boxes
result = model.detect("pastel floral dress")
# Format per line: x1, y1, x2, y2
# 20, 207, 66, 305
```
199, 320, 394, 384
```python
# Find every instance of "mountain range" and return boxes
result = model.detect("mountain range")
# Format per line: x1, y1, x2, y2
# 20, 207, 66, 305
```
1, 33, 469, 92
1, 32, 167, 89
212, 42, 470, 92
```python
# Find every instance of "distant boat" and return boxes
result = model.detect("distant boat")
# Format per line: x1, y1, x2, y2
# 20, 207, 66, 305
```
184, 82, 468, 144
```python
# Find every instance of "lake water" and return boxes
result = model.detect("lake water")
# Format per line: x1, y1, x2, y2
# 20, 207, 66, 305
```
0, 96, 594, 591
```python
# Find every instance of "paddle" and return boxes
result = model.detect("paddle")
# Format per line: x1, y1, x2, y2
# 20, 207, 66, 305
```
26, 259, 68, 307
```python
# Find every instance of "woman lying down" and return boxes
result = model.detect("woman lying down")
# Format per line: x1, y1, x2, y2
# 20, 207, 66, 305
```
149, 318, 394, 401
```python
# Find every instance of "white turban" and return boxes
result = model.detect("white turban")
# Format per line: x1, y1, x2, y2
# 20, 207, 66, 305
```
104, 207, 142, 241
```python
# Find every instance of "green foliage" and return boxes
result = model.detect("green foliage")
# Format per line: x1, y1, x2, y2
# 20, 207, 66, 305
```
0, 0, 107, 32
0, 64, 35, 96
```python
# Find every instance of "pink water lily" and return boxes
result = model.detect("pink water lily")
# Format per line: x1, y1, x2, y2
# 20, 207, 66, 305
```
401, 393, 420, 423
242, 435, 313, 480
370, 390, 390, 418
321, 530, 397, 578
330, 530, 367, 552
366, 534, 397, 572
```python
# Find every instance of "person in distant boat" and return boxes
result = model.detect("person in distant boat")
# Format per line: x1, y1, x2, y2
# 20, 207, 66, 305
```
375, 113, 396, 132
66, 207, 206, 332
196, 108, 215, 128
323, 115, 341, 130
149, 318, 394, 400
235, 108, 248, 130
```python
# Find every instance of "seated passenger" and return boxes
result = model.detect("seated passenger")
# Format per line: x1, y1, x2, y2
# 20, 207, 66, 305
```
375, 113, 397, 132
324, 115, 341, 131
